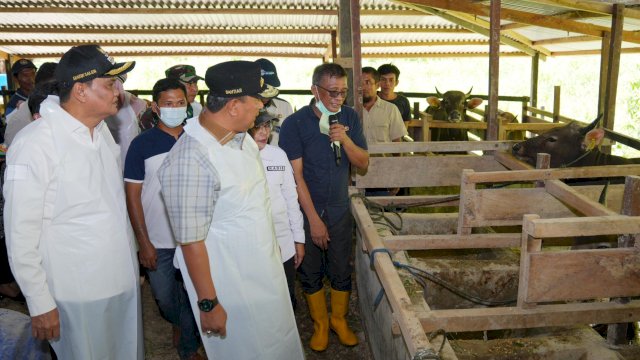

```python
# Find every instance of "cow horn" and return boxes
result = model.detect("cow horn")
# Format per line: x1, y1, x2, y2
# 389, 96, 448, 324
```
579, 114, 603, 135
466, 87, 473, 96
435, 87, 443, 97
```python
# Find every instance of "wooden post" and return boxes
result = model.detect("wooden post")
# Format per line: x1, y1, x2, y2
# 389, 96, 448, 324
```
338, 0, 354, 107
413, 101, 420, 120
553, 85, 561, 123
598, 31, 611, 118
486, 0, 500, 141
530, 52, 539, 110
535, 153, 551, 188
602, 4, 624, 155
457, 169, 475, 236
517, 214, 542, 309
607, 175, 640, 345
350, 0, 363, 120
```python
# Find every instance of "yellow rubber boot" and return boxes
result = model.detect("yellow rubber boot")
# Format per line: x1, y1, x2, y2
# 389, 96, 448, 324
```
305, 289, 329, 351
329, 289, 359, 346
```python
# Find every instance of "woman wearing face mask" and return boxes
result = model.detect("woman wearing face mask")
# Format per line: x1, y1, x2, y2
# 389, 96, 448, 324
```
249, 110, 305, 310
124, 78, 203, 360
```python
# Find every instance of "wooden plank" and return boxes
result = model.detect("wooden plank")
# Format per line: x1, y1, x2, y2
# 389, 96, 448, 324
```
526, 248, 640, 302
545, 180, 618, 216
355, 156, 507, 188
427, 121, 487, 129
530, 52, 539, 108
518, 214, 541, 308
598, 31, 611, 118
366, 194, 460, 207
382, 233, 521, 250
525, 215, 640, 238
499, 122, 564, 131
366, 141, 514, 154
472, 187, 577, 222
493, 151, 532, 170
553, 86, 561, 123
418, 300, 640, 332
350, 189, 442, 358
572, 184, 625, 213
457, 169, 475, 235
530, 0, 640, 20
465, 165, 640, 184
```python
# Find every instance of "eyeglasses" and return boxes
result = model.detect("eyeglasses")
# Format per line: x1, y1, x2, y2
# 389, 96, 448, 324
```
314, 84, 348, 99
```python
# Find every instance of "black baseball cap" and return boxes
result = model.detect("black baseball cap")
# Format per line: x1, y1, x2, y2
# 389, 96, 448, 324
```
205, 61, 278, 99
255, 58, 280, 88
12, 59, 37, 76
254, 109, 278, 128
55, 44, 135, 85
165, 64, 203, 83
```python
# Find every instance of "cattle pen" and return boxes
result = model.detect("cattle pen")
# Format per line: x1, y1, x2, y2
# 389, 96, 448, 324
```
352, 140, 640, 359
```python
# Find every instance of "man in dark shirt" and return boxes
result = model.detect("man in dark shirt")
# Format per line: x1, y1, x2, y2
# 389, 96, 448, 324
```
377, 63, 412, 122
279, 63, 368, 352
4, 59, 37, 117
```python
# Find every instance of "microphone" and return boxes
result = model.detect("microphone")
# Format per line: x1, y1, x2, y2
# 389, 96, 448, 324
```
329, 114, 341, 166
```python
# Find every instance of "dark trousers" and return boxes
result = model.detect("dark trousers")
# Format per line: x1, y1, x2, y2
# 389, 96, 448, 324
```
298, 211, 353, 294
283, 256, 297, 308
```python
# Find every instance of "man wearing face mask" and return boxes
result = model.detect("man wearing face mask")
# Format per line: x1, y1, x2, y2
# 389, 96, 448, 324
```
279, 63, 368, 352
124, 78, 202, 360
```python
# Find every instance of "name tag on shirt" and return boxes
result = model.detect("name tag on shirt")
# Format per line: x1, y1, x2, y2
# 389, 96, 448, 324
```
6, 164, 29, 180
266, 166, 285, 171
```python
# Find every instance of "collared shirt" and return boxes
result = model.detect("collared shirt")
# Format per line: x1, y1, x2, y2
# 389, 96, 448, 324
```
4, 88, 29, 117
266, 97, 294, 146
279, 105, 367, 225
260, 144, 304, 262
158, 118, 245, 244
124, 126, 182, 249
363, 96, 407, 145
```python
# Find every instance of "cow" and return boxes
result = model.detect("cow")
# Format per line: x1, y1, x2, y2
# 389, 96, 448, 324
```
425, 88, 483, 141
512, 115, 640, 168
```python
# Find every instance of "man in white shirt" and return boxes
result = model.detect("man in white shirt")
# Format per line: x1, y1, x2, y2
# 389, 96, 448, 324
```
255, 58, 294, 146
362, 66, 407, 196
4, 44, 143, 359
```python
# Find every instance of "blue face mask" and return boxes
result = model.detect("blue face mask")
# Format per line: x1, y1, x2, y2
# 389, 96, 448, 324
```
314, 86, 341, 116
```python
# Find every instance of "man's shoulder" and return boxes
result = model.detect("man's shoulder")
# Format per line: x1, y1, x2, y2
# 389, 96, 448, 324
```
9, 119, 55, 157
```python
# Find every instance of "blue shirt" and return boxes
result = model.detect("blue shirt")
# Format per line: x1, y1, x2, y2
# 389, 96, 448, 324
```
124, 126, 181, 181
4, 89, 28, 117
279, 105, 367, 224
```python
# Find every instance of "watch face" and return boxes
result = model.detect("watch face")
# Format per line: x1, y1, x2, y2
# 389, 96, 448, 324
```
198, 298, 218, 312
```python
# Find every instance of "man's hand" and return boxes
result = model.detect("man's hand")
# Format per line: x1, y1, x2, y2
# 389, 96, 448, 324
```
294, 243, 305, 269
32, 308, 60, 340
329, 123, 351, 145
138, 242, 158, 270
309, 217, 329, 250
201, 304, 227, 337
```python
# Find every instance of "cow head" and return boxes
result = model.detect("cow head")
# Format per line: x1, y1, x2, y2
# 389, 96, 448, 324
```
426, 87, 483, 122
512, 115, 604, 168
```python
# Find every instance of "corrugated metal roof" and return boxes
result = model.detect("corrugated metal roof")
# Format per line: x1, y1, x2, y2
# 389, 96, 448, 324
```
0, 0, 639, 59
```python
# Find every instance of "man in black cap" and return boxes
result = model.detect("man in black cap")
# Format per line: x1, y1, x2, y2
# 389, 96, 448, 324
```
254, 58, 293, 146
4, 59, 37, 116
4, 44, 143, 359
158, 60, 304, 360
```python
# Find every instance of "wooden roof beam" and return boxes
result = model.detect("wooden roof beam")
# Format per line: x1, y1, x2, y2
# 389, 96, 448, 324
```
399, 0, 640, 44
397, 1, 550, 58
528, 0, 640, 21
19, 50, 324, 59
0, 40, 329, 48
0, 25, 471, 36
533, 35, 598, 46
501, 10, 597, 31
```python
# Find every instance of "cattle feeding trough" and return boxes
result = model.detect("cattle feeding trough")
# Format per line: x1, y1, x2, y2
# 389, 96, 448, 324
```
351, 140, 640, 360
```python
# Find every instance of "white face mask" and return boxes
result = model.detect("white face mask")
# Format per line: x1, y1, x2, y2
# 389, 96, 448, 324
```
159, 106, 187, 128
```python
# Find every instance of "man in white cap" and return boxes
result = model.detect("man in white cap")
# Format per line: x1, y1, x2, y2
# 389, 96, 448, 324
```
4, 44, 143, 359
255, 58, 293, 146
159, 60, 304, 360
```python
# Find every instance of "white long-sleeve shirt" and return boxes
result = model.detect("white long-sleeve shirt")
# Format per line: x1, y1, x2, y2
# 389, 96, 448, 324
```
259, 144, 304, 262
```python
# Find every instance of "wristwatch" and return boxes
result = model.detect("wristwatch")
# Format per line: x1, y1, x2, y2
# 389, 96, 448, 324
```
198, 297, 219, 312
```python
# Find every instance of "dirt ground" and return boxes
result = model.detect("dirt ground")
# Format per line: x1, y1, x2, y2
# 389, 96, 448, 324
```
1, 276, 373, 360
